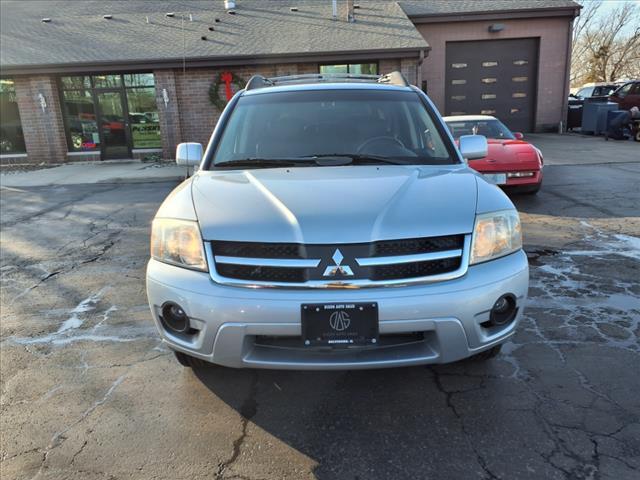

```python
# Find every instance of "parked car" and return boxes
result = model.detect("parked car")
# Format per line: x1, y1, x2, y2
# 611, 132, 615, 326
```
443, 115, 543, 195
567, 84, 620, 130
146, 72, 529, 370
609, 80, 640, 111
571, 84, 619, 100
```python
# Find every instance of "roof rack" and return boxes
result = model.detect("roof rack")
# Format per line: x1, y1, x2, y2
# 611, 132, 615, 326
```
244, 71, 409, 91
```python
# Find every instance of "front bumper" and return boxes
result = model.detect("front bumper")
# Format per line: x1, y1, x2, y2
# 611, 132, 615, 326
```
146, 250, 529, 370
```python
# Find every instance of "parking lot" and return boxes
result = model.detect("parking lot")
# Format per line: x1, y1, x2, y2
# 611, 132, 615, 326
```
1, 134, 639, 480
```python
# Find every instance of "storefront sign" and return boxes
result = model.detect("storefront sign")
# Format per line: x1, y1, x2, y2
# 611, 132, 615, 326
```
131, 123, 161, 148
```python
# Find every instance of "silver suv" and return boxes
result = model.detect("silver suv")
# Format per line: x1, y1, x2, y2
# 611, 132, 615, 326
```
146, 72, 528, 370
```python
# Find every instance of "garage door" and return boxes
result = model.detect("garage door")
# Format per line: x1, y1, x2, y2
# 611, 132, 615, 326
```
445, 38, 539, 132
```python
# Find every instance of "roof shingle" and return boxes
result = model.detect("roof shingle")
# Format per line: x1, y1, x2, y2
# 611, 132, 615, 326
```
399, 0, 580, 17
0, 1, 428, 70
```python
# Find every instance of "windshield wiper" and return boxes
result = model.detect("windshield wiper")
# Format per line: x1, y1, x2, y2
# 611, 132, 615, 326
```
215, 154, 410, 169
303, 154, 410, 165
215, 158, 315, 169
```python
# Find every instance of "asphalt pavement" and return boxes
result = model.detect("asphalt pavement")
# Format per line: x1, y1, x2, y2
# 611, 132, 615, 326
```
1, 137, 639, 480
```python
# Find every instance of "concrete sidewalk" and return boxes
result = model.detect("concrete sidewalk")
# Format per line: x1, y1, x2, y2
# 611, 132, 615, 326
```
0, 161, 187, 187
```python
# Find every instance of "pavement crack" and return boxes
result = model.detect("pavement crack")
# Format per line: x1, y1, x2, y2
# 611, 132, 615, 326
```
34, 374, 126, 477
429, 367, 499, 479
69, 439, 88, 465
216, 372, 259, 479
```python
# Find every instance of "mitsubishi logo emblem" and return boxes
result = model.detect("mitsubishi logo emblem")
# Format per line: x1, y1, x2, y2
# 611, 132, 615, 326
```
322, 249, 354, 277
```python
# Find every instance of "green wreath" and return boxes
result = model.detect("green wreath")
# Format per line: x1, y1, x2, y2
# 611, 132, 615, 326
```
208, 71, 246, 111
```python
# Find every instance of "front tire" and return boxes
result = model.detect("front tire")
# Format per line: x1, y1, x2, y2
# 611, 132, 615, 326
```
473, 344, 502, 361
174, 350, 208, 368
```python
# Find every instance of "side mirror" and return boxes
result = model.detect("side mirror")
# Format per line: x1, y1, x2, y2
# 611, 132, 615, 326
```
176, 142, 203, 167
513, 132, 524, 140
459, 134, 488, 161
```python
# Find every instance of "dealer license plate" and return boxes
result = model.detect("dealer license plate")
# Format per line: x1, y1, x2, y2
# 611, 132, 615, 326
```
301, 303, 378, 347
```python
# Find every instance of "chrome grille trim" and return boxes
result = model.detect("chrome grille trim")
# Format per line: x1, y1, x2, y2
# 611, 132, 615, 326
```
214, 256, 321, 268
205, 235, 471, 289
355, 249, 463, 267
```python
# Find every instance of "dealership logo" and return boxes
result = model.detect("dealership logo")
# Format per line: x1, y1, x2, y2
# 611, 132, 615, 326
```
329, 310, 351, 331
323, 249, 354, 277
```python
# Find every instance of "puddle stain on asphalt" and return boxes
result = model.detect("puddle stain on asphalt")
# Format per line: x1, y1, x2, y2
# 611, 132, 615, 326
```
4, 288, 153, 347
505, 225, 640, 377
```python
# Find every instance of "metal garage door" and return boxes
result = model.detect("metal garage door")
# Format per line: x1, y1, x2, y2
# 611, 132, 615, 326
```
445, 38, 539, 132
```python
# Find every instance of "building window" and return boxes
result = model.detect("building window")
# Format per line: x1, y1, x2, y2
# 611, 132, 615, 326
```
0, 79, 26, 154
61, 76, 100, 152
93, 75, 122, 89
60, 73, 160, 154
125, 74, 160, 148
62, 89, 100, 151
319, 63, 378, 75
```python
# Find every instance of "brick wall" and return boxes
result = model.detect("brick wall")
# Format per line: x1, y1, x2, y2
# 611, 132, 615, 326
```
11, 76, 67, 164
154, 69, 182, 160
416, 17, 572, 131
172, 63, 331, 149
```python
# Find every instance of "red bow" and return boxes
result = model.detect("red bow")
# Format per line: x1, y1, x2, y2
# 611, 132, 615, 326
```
221, 72, 233, 101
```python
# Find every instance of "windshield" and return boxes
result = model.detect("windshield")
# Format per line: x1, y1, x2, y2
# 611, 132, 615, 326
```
445, 119, 515, 140
210, 89, 456, 167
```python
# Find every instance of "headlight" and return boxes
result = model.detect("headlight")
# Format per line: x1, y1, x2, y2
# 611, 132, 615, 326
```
151, 218, 207, 271
470, 210, 522, 265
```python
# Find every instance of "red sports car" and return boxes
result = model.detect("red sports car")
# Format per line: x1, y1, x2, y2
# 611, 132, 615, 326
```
443, 115, 543, 194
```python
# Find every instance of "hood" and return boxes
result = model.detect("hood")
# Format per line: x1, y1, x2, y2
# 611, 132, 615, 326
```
469, 139, 541, 170
192, 166, 477, 244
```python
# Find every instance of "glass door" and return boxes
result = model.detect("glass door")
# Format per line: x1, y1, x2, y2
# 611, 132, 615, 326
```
96, 91, 131, 159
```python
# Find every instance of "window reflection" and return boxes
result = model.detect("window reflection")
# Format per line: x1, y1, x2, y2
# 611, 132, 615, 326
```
60, 73, 160, 152
63, 90, 99, 151
319, 64, 378, 75
93, 75, 122, 88
0, 79, 26, 154
126, 87, 161, 148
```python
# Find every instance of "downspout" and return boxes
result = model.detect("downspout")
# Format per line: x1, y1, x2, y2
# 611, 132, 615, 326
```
417, 49, 425, 89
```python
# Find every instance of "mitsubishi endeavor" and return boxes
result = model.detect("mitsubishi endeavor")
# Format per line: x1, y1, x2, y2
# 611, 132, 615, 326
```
146, 72, 528, 370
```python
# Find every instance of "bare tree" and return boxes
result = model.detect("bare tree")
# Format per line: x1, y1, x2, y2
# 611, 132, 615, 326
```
571, 0, 640, 86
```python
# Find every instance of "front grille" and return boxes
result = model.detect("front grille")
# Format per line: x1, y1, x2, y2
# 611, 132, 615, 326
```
372, 235, 463, 256
210, 234, 468, 287
212, 241, 303, 259
371, 257, 462, 281
216, 264, 307, 283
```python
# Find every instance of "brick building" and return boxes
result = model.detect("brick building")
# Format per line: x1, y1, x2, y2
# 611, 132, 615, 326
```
0, 0, 579, 165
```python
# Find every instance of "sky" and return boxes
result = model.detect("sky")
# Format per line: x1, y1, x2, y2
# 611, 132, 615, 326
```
589, 0, 640, 34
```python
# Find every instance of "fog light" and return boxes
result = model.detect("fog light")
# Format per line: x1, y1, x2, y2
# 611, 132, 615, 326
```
160, 302, 191, 333
489, 294, 517, 326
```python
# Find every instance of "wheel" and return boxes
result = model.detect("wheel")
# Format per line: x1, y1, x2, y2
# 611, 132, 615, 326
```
473, 344, 502, 361
173, 350, 208, 368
